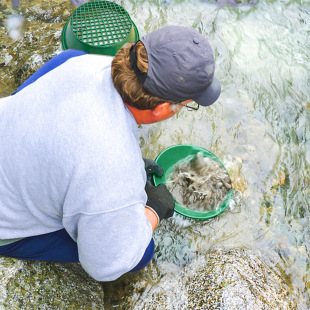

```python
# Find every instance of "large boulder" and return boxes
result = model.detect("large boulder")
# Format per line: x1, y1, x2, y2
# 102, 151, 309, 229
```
103, 248, 296, 309
0, 257, 104, 309
185, 248, 295, 309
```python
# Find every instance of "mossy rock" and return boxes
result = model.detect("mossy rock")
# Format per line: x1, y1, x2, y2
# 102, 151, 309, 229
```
0, 0, 74, 97
0, 257, 104, 309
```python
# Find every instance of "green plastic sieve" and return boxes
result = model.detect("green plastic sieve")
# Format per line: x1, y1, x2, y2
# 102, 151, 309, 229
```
153, 145, 233, 220
61, 0, 139, 56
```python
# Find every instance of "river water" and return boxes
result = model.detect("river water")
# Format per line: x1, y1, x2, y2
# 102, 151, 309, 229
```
0, 0, 309, 308
131, 0, 310, 307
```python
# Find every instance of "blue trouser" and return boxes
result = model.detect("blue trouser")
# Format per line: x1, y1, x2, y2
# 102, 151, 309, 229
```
0, 229, 79, 262
0, 229, 155, 272
1, 49, 155, 272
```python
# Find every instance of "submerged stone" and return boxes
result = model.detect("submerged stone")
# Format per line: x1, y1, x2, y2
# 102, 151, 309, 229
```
103, 248, 296, 309
185, 248, 295, 309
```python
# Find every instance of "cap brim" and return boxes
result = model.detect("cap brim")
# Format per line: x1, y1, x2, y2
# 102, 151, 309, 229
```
195, 77, 221, 107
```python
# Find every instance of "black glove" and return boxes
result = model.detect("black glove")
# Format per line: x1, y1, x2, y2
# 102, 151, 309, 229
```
143, 158, 163, 183
145, 181, 175, 221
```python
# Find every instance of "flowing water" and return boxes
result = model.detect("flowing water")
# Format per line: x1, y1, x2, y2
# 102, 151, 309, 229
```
133, 0, 310, 307
0, 0, 309, 308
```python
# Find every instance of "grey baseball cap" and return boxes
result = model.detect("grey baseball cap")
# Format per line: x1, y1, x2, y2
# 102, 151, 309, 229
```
129, 25, 221, 106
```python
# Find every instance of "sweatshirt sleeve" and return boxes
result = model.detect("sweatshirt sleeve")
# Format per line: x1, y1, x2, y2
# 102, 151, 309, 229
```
63, 204, 153, 281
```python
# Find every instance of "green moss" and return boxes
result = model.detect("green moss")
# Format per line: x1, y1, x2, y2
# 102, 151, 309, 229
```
1, 258, 104, 309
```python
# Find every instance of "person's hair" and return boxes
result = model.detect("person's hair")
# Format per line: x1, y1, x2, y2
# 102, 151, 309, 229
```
111, 41, 183, 110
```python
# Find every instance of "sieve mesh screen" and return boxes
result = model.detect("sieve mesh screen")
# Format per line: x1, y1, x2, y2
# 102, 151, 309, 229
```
70, 1, 132, 47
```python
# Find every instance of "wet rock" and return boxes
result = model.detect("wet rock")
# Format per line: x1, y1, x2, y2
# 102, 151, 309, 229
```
185, 248, 295, 309
0, 0, 75, 97
0, 257, 104, 308
223, 156, 247, 193
104, 248, 296, 309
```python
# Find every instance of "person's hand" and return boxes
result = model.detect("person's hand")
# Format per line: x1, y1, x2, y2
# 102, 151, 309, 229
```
143, 158, 163, 183
145, 181, 174, 221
